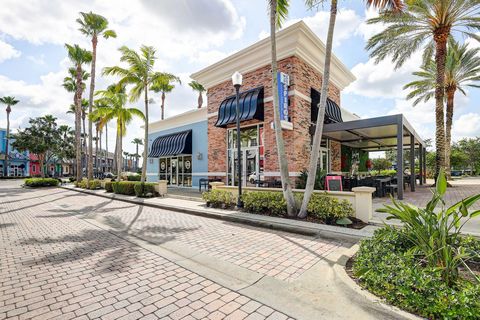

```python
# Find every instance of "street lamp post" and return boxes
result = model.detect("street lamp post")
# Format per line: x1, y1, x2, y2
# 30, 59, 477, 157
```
232, 71, 243, 208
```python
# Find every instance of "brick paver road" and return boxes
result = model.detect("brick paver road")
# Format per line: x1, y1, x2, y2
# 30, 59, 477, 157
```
0, 181, 300, 319
0, 181, 301, 320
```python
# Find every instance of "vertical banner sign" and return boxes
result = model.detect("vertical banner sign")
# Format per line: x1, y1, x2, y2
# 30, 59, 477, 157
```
277, 72, 290, 122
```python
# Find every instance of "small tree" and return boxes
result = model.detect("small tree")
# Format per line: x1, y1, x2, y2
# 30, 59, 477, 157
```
372, 158, 392, 171
12, 116, 63, 177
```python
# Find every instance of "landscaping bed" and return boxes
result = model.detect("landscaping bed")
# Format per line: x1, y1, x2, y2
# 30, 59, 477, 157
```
348, 171, 480, 320
202, 189, 365, 229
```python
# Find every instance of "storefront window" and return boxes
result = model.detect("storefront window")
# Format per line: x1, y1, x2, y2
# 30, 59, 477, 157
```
158, 155, 192, 187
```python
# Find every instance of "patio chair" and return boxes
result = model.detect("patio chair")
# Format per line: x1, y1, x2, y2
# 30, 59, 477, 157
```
385, 182, 398, 197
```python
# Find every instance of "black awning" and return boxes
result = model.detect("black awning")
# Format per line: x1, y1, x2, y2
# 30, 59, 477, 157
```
148, 130, 192, 157
311, 88, 343, 124
215, 87, 264, 127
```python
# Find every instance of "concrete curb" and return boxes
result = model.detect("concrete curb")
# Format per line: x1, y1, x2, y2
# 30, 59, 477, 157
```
60, 185, 377, 242
334, 245, 424, 320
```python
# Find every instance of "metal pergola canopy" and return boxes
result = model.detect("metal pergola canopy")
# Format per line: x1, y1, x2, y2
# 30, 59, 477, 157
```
320, 114, 427, 200
322, 114, 426, 150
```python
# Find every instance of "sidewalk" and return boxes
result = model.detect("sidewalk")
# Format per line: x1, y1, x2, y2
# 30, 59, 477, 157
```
61, 185, 378, 242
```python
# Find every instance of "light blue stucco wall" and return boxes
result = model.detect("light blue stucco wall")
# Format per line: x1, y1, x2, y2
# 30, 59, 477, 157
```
0, 129, 30, 176
147, 120, 208, 187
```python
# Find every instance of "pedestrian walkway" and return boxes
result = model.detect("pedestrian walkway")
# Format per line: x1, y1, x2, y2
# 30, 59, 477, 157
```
0, 180, 409, 319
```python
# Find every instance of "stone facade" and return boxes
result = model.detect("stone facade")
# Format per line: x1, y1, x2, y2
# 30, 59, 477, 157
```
207, 55, 342, 181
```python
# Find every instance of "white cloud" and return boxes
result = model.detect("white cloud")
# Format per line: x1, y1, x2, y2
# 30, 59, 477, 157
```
452, 113, 480, 140
284, 8, 362, 47
0, 39, 21, 63
345, 52, 423, 99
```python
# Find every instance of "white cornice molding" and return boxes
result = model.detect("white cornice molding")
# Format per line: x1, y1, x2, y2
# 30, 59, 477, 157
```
191, 21, 356, 91
148, 107, 207, 133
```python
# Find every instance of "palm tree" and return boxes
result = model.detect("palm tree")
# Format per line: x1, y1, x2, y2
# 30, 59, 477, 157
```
67, 99, 89, 173
123, 151, 130, 171
103, 45, 165, 183
0, 96, 19, 177
92, 85, 144, 181
151, 73, 181, 120
131, 138, 143, 171
65, 44, 92, 182
366, 0, 480, 179
77, 11, 116, 180
298, 0, 429, 217
188, 81, 205, 109
404, 40, 480, 179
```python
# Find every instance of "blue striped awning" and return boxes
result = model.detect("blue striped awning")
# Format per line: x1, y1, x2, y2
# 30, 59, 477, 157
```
215, 87, 264, 127
148, 130, 192, 157
311, 88, 343, 123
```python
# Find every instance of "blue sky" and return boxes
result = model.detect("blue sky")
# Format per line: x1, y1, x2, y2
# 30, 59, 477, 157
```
1, 0, 479, 155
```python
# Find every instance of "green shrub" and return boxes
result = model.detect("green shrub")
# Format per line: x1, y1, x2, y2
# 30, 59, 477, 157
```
126, 175, 141, 181
105, 181, 113, 193
112, 181, 136, 195
242, 191, 288, 216
296, 169, 326, 189
202, 190, 236, 208
353, 228, 480, 319
78, 179, 88, 189
24, 178, 59, 187
307, 193, 354, 222
69, 177, 76, 182
111, 181, 119, 193
377, 169, 480, 285
134, 182, 157, 197
88, 179, 101, 190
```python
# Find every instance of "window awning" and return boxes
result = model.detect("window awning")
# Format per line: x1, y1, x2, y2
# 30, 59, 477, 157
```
215, 87, 264, 127
311, 88, 343, 123
148, 130, 192, 157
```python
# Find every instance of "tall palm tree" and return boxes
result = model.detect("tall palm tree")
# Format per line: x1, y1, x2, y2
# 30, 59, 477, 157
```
151, 73, 181, 120
67, 99, 89, 173
103, 45, 165, 183
268, 0, 298, 216
65, 43, 92, 182
188, 81, 205, 109
0, 96, 19, 177
366, 0, 480, 179
131, 138, 143, 171
92, 85, 144, 181
77, 11, 116, 180
404, 40, 480, 179
123, 151, 130, 171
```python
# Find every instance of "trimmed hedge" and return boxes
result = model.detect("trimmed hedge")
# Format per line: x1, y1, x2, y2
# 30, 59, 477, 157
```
307, 193, 354, 222
353, 228, 480, 319
105, 181, 113, 193
134, 182, 157, 197
241, 191, 288, 216
202, 190, 236, 208
89, 180, 101, 190
112, 181, 136, 195
126, 175, 141, 181
24, 178, 59, 187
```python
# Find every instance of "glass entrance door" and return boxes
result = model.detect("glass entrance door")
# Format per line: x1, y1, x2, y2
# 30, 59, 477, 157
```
230, 148, 259, 187
171, 158, 178, 185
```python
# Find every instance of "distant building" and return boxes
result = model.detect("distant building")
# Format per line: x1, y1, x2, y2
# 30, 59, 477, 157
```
0, 128, 30, 177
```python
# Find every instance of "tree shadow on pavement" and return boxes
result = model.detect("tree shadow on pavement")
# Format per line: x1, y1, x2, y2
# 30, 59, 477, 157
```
0, 189, 69, 205
0, 223, 15, 229
102, 205, 199, 245
1, 193, 88, 215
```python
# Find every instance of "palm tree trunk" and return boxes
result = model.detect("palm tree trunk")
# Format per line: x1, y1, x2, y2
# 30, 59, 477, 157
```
87, 35, 97, 181
141, 87, 149, 183
4, 108, 10, 177
39, 153, 45, 178
75, 66, 83, 182
99, 129, 102, 173
270, 0, 296, 216
82, 113, 86, 177
105, 123, 109, 172
433, 31, 448, 180
445, 88, 455, 180
135, 143, 139, 171
198, 93, 203, 109
113, 130, 118, 173
95, 128, 99, 177
117, 122, 122, 182
299, 0, 337, 218
161, 92, 165, 120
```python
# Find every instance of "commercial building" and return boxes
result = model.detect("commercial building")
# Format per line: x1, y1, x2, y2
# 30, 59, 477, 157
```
0, 128, 30, 177
146, 21, 426, 199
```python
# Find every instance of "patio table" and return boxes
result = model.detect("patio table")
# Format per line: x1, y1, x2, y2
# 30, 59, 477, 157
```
374, 177, 391, 197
